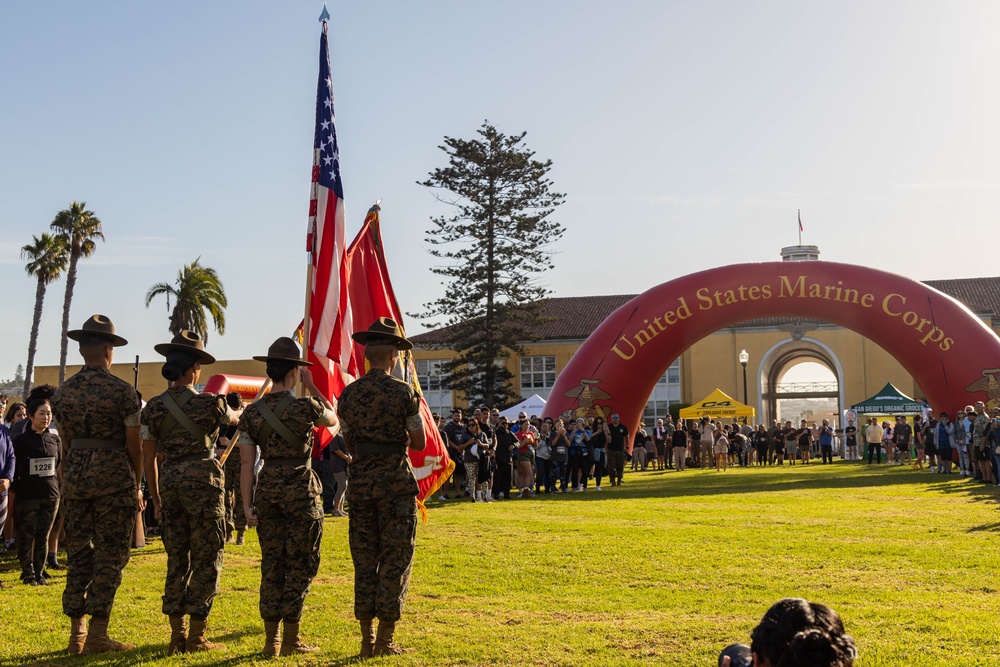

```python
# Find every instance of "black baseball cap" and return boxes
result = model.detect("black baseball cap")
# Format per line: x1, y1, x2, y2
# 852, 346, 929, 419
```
718, 643, 752, 667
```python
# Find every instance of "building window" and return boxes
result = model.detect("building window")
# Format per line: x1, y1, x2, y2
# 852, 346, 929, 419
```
645, 359, 681, 422
520, 356, 556, 398
416, 359, 452, 414
416, 359, 450, 391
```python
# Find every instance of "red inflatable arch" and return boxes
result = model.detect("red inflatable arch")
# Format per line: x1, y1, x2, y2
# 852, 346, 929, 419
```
544, 261, 1000, 438
202, 374, 269, 400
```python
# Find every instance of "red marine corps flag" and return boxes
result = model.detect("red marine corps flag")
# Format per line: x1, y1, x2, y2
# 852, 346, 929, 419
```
344, 206, 454, 517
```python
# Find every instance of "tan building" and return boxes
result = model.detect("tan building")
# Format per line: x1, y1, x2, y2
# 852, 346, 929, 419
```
409, 276, 1000, 426
33, 265, 1000, 427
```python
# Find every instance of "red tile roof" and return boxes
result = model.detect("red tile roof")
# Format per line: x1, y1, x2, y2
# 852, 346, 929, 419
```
410, 277, 1000, 346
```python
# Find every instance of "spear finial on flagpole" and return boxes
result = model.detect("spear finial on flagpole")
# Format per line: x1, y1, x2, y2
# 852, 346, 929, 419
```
318, 4, 330, 22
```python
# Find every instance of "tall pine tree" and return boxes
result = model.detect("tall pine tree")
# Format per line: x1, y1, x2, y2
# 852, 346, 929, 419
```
416, 122, 564, 408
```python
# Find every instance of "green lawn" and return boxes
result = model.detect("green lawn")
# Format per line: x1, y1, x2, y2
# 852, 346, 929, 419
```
3, 462, 999, 667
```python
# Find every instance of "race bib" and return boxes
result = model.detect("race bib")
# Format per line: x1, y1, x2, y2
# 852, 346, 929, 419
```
30, 457, 56, 477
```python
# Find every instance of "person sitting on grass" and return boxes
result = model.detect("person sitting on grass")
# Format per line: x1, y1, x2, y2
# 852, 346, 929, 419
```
748, 598, 856, 667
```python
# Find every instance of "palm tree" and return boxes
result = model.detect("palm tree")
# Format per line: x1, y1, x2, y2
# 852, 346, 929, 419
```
145, 258, 227, 342
21, 233, 69, 396
50, 201, 105, 383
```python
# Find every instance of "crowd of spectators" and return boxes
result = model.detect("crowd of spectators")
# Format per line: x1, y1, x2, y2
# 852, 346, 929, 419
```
428, 402, 1000, 499
859, 401, 1000, 484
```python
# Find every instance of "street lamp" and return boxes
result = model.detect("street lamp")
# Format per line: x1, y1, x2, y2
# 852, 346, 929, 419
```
739, 349, 749, 406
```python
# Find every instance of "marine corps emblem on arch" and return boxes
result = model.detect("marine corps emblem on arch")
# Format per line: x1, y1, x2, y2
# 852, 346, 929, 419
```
543, 261, 1000, 437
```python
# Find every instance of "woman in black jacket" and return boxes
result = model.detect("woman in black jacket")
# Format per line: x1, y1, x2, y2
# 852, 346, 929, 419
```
12, 395, 61, 585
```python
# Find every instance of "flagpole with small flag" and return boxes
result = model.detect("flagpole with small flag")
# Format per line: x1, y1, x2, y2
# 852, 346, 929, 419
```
797, 209, 803, 246
303, 3, 355, 398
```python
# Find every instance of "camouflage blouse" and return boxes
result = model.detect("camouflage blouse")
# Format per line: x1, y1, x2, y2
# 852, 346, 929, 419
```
238, 391, 335, 506
338, 369, 421, 456
141, 386, 236, 490
50, 366, 141, 500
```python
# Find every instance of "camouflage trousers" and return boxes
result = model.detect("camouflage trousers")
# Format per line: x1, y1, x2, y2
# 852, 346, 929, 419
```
224, 460, 246, 533
255, 496, 323, 622
160, 484, 226, 620
347, 471, 418, 623
62, 488, 137, 618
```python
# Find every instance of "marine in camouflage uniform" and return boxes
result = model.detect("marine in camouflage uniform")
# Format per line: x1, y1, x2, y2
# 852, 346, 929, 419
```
338, 318, 426, 658
49, 315, 143, 655
141, 330, 241, 654
239, 336, 338, 657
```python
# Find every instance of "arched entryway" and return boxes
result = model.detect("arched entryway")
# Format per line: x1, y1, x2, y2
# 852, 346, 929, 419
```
758, 337, 843, 426
543, 261, 1000, 436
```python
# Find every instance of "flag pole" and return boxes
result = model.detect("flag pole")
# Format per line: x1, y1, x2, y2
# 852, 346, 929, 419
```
797, 209, 802, 246
300, 5, 331, 395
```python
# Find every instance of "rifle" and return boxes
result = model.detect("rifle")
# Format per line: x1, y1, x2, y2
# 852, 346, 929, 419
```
218, 378, 272, 465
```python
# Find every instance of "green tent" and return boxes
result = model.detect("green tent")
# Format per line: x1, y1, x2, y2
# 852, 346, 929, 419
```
850, 383, 928, 415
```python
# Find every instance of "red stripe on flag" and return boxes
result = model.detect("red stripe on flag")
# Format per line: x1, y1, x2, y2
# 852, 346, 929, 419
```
310, 192, 339, 349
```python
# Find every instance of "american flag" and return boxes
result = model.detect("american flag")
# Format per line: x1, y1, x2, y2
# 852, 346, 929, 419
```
307, 18, 355, 384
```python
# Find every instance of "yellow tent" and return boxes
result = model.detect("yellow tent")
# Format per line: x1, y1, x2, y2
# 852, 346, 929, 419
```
679, 388, 756, 420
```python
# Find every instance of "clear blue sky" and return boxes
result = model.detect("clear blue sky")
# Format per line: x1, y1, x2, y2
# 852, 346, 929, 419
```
2, 1, 998, 381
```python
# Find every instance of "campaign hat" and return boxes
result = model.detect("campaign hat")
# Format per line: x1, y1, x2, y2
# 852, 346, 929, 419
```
252, 336, 312, 366
66, 314, 128, 347
351, 317, 412, 350
154, 330, 216, 365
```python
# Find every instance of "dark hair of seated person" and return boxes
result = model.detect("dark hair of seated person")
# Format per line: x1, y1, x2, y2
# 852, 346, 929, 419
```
750, 598, 856, 667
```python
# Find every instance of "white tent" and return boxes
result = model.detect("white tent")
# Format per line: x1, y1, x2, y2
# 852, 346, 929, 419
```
499, 394, 548, 420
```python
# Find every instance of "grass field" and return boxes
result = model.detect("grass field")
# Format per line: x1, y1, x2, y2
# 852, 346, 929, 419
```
2, 461, 999, 667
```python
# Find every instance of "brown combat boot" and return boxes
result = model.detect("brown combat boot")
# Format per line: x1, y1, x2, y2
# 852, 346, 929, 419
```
357, 619, 375, 659
279, 621, 318, 656
235, 529, 245, 545
82, 616, 134, 654
187, 618, 226, 652
373, 620, 414, 656
262, 621, 281, 657
168, 616, 187, 655
68, 617, 87, 655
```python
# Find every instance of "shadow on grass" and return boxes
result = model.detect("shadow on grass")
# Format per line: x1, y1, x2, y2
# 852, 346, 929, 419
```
496, 462, 1000, 506
18, 628, 264, 667
17, 628, 365, 667
967, 521, 1000, 533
